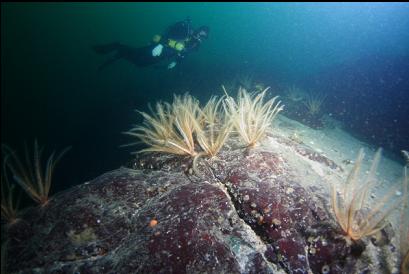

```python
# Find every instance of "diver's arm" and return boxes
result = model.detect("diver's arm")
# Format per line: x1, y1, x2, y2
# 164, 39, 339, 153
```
167, 52, 186, 69
167, 55, 181, 69
168, 61, 177, 69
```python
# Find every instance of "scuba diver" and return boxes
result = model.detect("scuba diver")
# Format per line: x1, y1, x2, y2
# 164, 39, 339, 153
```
93, 18, 209, 71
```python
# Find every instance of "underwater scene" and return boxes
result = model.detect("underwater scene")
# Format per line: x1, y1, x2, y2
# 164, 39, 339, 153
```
1, 2, 409, 274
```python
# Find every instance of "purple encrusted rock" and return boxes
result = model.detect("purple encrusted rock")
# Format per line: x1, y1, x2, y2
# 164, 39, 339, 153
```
3, 137, 395, 273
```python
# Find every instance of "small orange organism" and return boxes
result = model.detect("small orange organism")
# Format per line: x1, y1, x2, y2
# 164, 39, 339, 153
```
149, 219, 158, 228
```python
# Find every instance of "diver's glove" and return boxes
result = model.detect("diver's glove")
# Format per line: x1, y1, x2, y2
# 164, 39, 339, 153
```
167, 61, 177, 69
152, 44, 163, 57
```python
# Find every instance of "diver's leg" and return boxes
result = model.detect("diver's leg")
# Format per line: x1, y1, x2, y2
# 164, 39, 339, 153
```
94, 43, 162, 68
94, 43, 133, 70
92, 42, 121, 55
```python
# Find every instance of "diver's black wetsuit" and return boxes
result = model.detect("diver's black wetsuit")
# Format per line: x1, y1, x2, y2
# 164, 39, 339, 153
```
93, 42, 177, 69
93, 19, 201, 70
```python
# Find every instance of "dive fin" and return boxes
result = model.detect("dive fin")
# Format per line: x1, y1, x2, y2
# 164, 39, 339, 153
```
92, 42, 120, 55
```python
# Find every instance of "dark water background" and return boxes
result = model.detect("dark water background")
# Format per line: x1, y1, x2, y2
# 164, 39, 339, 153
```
2, 3, 409, 194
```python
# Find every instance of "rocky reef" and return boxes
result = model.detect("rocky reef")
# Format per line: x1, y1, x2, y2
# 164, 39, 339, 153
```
3, 133, 400, 273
